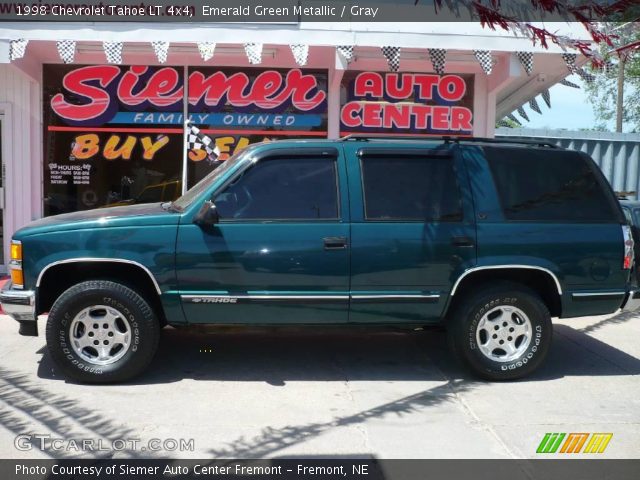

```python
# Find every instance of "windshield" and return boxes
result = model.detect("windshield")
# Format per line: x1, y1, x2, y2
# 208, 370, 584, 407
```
171, 149, 250, 211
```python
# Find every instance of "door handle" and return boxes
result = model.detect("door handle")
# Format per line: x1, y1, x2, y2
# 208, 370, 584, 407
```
451, 236, 474, 248
323, 236, 348, 250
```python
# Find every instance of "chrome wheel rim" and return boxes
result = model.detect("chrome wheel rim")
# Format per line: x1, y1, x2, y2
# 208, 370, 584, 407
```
475, 305, 532, 363
69, 305, 131, 366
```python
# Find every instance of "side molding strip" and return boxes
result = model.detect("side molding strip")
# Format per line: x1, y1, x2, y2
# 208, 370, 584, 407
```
572, 292, 625, 298
36, 258, 162, 295
450, 265, 563, 296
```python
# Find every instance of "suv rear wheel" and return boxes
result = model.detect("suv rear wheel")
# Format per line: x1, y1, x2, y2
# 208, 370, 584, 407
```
448, 283, 552, 380
45, 280, 160, 383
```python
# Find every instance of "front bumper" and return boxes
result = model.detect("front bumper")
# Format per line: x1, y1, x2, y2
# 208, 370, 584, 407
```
621, 289, 640, 312
0, 286, 38, 336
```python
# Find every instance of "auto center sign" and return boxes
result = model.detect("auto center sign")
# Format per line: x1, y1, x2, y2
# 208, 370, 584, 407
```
340, 71, 474, 136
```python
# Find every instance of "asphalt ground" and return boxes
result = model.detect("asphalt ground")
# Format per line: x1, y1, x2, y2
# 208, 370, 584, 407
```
0, 311, 638, 459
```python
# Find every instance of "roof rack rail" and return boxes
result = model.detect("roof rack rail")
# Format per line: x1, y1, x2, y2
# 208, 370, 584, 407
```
338, 134, 560, 149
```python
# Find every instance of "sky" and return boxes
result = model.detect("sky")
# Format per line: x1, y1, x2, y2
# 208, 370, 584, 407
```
510, 74, 602, 131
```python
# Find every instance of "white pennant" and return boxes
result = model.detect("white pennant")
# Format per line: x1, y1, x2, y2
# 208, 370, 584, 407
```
337, 45, 354, 64
152, 41, 170, 64
381, 46, 401, 72
197, 42, 216, 61
244, 43, 263, 65
516, 51, 534, 75
9, 39, 28, 60
290, 44, 309, 66
103, 41, 123, 64
57, 40, 76, 64
474, 50, 494, 74
428, 48, 446, 75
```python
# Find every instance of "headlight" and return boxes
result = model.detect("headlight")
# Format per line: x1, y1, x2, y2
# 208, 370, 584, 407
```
9, 240, 24, 288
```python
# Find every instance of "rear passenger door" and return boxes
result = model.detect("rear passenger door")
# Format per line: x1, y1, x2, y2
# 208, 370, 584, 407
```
346, 144, 477, 323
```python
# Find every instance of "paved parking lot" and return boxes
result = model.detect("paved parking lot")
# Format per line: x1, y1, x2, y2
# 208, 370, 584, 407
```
0, 311, 638, 459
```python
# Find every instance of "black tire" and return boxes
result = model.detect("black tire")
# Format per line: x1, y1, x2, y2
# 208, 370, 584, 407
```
448, 282, 552, 381
45, 280, 160, 383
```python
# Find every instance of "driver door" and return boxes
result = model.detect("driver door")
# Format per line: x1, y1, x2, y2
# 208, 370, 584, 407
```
175, 147, 350, 324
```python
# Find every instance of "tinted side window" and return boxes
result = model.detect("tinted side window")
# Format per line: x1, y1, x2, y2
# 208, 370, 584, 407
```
214, 157, 338, 220
361, 156, 463, 221
484, 147, 619, 223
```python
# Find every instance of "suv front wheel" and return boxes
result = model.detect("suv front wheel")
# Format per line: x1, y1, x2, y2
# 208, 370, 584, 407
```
46, 280, 160, 383
448, 283, 552, 380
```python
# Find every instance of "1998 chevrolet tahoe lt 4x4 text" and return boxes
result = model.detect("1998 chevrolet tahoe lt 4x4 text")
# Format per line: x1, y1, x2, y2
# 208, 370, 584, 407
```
2, 136, 639, 383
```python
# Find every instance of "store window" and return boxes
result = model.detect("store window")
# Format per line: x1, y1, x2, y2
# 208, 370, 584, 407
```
43, 65, 328, 216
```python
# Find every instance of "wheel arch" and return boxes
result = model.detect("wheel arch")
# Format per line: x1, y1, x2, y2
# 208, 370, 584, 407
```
447, 265, 563, 318
36, 258, 166, 324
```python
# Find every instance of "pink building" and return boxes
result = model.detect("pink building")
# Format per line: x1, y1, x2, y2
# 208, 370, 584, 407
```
0, 21, 589, 269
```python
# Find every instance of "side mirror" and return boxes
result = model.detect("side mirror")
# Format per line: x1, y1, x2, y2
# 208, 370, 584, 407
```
194, 200, 219, 226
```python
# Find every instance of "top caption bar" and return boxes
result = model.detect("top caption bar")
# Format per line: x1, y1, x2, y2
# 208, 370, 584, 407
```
0, 0, 633, 22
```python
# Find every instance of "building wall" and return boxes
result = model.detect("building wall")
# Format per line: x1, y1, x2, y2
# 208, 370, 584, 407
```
0, 63, 43, 264
496, 128, 640, 200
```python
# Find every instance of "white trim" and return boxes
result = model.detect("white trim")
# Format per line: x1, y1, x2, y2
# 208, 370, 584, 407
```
36, 258, 162, 294
572, 292, 625, 298
351, 294, 440, 299
450, 265, 563, 296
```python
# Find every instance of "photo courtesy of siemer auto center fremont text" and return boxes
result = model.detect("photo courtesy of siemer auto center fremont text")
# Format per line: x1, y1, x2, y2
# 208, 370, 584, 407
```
0, 1, 638, 479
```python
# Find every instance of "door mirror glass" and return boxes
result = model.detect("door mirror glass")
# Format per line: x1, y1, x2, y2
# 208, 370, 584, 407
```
194, 200, 219, 226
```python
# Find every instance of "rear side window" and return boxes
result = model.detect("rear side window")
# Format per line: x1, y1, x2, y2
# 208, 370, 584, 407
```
361, 155, 463, 221
484, 147, 620, 223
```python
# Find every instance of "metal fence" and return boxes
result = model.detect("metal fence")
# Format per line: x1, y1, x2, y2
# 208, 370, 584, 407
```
496, 128, 640, 200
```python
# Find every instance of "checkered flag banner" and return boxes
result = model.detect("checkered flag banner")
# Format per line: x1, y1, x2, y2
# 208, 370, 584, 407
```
290, 44, 309, 66
337, 45, 354, 64
244, 43, 263, 65
529, 97, 542, 115
187, 123, 220, 163
516, 51, 534, 75
197, 42, 216, 61
474, 50, 494, 74
9, 39, 28, 60
517, 106, 529, 122
561, 53, 579, 74
103, 41, 123, 64
381, 46, 400, 72
506, 113, 522, 126
152, 41, 170, 64
428, 48, 446, 75
529, 97, 542, 114
541, 88, 551, 108
577, 68, 596, 83
57, 40, 76, 64
559, 78, 580, 89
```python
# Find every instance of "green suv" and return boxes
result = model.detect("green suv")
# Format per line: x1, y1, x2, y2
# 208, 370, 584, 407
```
2, 137, 638, 383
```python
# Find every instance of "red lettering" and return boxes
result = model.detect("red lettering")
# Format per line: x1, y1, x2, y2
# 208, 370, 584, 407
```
340, 102, 362, 127
362, 103, 383, 128
438, 75, 466, 101
450, 107, 473, 131
189, 69, 324, 111
431, 106, 451, 130
412, 105, 432, 129
382, 103, 411, 128
51, 65, 120, 121
354, 72, 383, 98
118, 66, 182, 107
386, 74, 414, 100
413, 74, 439, 100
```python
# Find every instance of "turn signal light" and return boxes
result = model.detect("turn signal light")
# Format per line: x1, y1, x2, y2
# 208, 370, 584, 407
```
10, 268, 24, 287
10, 241, 22, 261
